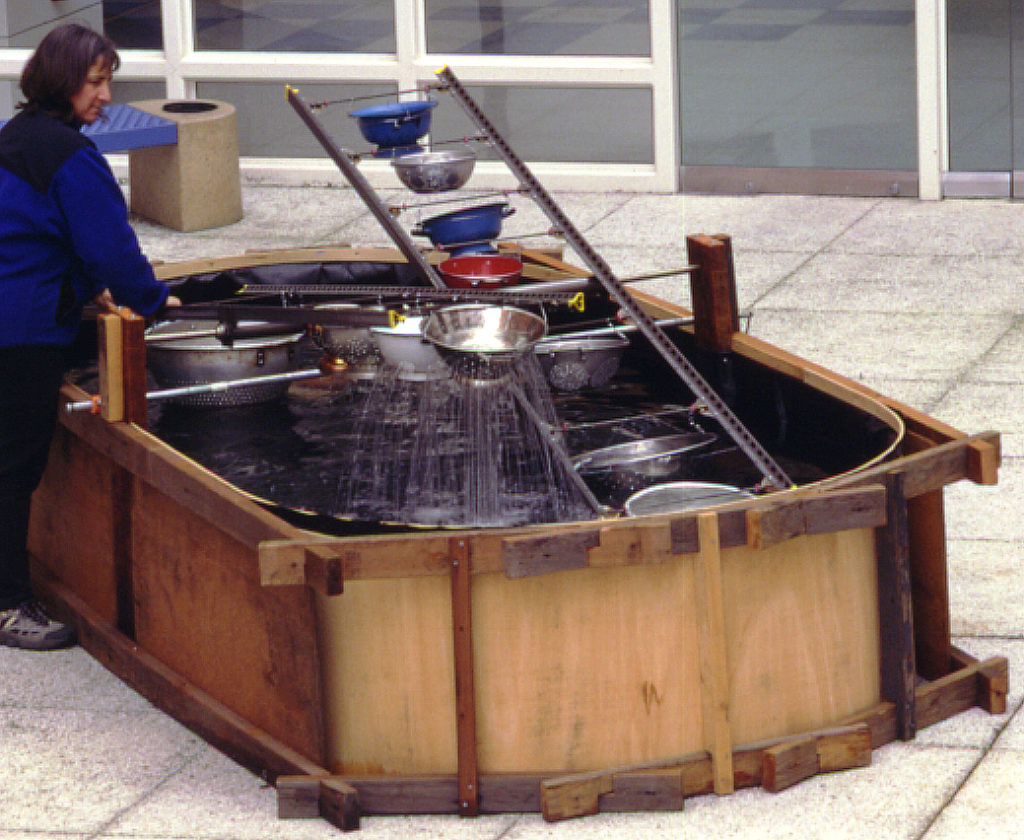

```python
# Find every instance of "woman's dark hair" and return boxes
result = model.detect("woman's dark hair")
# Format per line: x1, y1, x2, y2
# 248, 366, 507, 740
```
19, 23, 119, 124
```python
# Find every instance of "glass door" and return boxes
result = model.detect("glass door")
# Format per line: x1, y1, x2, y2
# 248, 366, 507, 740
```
946, 0, 1024, 196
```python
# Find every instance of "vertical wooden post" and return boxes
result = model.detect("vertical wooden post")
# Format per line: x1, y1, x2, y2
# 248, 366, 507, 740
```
119, 310, 149, 429
685, 233, 740, 354
97, 312, 125, 422
695, 512, 734, 794
450, 536, 479, 816
96, 309, 148, 428
907, 489, 951, 680
876, 472, 917, 740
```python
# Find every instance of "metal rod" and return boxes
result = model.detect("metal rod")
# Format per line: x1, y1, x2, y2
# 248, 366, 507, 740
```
436, 65, 792, 490
225, 281, 589, 304
536, 317, 691, 344
286, 85, 447, 290
65, 368, 327, 413
507, 381, 606, 516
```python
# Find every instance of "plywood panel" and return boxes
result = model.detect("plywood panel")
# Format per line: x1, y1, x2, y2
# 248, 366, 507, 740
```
131, 480, 326, 763
721, 529, 881, 744
317, 576, 458, 775
471, 562, 703, 773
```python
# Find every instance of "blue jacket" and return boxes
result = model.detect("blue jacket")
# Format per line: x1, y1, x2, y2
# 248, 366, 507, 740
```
0, 109, 169, 347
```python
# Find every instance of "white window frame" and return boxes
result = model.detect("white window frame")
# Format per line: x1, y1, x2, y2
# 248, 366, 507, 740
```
0, 0, 950, 196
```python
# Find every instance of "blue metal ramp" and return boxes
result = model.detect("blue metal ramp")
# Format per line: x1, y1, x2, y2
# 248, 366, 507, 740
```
0, 104, 177, 152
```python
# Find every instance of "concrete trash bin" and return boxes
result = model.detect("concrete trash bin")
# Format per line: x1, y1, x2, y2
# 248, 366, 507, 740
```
128, 99, 242, 232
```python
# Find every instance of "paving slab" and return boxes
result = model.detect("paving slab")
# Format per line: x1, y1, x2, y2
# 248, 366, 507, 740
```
744, 310, 1011, 384
947, 540, 1024, 637
831, 198, 1024, 257
922, 748, 1024, 840
0, 705, 201, 834
756, 252, 1024, 316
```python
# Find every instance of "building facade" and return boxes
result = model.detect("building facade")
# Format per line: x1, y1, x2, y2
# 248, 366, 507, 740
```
0, 0, 1019, 199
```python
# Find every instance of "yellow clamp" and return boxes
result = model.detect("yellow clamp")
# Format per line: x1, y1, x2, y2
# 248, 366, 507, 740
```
568, 292, 585, 313
388, 310, 406, 328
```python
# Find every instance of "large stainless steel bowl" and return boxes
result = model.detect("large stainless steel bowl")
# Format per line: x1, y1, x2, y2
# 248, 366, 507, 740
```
391, 149, 476, 193
146, 320, 304, 408
423, 305, 547, 363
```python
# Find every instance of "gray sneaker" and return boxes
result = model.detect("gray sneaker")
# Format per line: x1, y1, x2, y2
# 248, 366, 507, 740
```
0, 599, 76, 650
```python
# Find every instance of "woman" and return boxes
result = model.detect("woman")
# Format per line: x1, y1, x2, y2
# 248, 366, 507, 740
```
0, 23, 179, 650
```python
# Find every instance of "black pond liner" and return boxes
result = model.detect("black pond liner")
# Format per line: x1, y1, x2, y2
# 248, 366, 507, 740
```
72, 260, 898, 536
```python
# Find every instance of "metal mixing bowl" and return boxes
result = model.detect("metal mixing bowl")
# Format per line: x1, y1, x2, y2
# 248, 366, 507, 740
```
391, 149, 476, 193
146, 320, 304, 408
370, 315, 449, 379
422, 305, 547, 362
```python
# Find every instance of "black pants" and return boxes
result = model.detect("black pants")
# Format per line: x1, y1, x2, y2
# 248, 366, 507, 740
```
0, 346, 65, 610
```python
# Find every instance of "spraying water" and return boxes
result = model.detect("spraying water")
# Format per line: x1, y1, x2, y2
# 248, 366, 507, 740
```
334, 354, 595, 527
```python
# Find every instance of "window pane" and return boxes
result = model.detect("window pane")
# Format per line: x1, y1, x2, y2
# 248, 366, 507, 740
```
104, 0, 164, 50
431, 85, 653, 163
947, 0, 1012, 172
195, 82, 399, 156
680, 0, 917, 170
425, 0, 650, 57
113, 80, 169, 105
194, 0, 394, 52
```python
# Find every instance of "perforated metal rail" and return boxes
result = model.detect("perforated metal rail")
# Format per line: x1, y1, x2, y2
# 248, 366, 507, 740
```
434, 66, 792, 489
233, 283, 584, 306
286, 86, 447, 290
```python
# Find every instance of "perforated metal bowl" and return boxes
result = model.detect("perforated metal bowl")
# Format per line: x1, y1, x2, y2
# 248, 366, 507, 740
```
146, 320, 304, 408
535, 333, 629, 391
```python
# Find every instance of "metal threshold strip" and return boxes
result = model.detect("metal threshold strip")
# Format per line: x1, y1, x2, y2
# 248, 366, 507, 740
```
433, 66, 792, 490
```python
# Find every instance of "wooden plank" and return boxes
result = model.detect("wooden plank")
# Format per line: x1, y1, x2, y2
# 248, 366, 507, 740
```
821, 431, 1000, 499
450, 537, 478, 816
875, 472, 916, 740
132, 478, 329, 764
762, 736, 818, 793
816, 724, 872, 772
152, 245, 421, 281
695, 511, 734, 794
501, 530, 600, 578
745, 485, 886, 550
670, 507, 748, 554
259, 540, 346, 596
97, 313, 124, 422
277, 775, 325, 819
761, 725, 871, 793
918, 653, 1010, 725
905, 478, 951, 680
120, 310, 148, 428
542, 775, 613, 821
686, 233, 739, 353
318, 778, 361, 832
